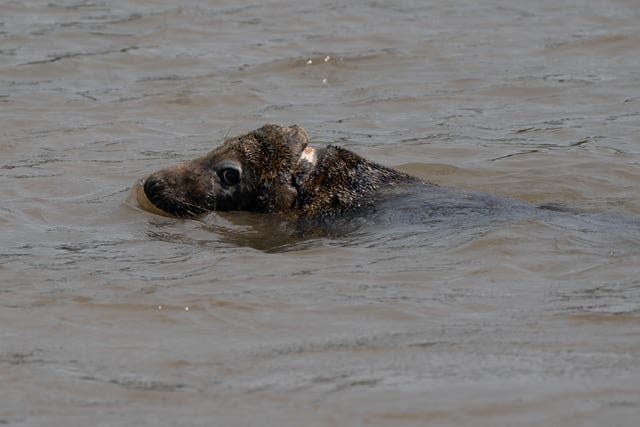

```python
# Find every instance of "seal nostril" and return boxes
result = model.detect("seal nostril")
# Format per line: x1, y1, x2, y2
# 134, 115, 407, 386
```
143, 176, 164, 204
143, 177, 155, 198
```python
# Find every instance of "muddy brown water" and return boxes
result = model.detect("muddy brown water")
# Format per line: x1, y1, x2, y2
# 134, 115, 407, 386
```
2, 1, 640, 426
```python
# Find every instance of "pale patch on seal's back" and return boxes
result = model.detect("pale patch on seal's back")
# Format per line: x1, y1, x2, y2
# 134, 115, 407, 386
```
299, 146, 317, 166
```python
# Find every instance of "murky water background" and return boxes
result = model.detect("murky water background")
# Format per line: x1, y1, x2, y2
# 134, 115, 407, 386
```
2, 1, 640, 425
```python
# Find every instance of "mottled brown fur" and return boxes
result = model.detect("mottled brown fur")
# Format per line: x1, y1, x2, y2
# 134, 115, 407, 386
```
143, 124, 422, 218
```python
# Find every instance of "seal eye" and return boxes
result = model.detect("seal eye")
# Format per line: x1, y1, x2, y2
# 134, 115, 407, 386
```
218, 167, 241, 186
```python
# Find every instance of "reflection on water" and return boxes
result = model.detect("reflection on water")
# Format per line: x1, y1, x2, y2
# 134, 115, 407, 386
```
2, 0, 640, 426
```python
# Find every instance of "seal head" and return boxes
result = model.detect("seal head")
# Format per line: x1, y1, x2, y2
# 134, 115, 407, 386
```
143, 124, 310, 217
142, 124, 422, 218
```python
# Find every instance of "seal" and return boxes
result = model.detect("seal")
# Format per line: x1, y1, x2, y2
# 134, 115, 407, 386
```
142, 124, 424, 218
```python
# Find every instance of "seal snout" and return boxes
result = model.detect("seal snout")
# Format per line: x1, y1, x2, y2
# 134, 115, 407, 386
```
142, 172, 209, 218
142, 174, 175, 215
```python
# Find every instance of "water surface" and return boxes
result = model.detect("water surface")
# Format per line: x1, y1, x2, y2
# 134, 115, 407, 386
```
1, 1, 640, 426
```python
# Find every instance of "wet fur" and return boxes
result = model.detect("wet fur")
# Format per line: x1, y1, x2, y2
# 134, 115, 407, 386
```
143, 124, 423, 218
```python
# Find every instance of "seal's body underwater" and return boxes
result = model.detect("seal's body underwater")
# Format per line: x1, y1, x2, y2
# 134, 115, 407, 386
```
143, 124, 424, 218
141, 124, 640, 252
